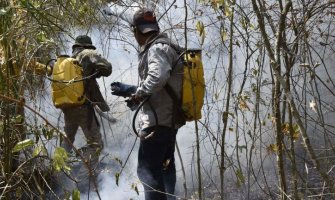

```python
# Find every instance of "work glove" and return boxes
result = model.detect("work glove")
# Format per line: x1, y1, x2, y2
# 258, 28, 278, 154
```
125, 94, 145, 111
125, 98, 139, 111
111, 82, 137, 98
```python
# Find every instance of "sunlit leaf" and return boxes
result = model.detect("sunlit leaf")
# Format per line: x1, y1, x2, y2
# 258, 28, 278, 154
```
239, 100, 250, 111
210, 0, 218, 9
251, 83, 257, 93
251, 68, 258, 77
131, 183, 139, 195
115, 172, 120, 186
299, 63, 310, 67
53, 147, 71, 172
0, 7, 10, 16
32, 145, 47, 157
15, 115, 24, 124
282, 123, 290, 135
64, 191, 71, 199
196, 21, 205, 45
12, 139, 34, 153
292, 124, 300, 141
224, 1, 232, 17
267, 143, 278, 154
10, 115, 24, 124
42, 126, 54, 140
249, 23, 255, 30
282, 123, 300, 141
240, 17, 247, 29
241, 94, 250, 100
37, 31, 47, 43
72, 189, 80, 200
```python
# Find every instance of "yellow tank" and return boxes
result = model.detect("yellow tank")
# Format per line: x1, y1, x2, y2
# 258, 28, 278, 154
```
182, 49, 205, 121
51, 55, 85, 108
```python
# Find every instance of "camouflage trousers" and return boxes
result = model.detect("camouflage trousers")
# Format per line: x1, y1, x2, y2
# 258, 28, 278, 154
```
61, 104, 103, 192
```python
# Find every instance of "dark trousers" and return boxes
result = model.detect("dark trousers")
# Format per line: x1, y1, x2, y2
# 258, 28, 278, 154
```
61, 104, 102, 192
137, 126, 177, 200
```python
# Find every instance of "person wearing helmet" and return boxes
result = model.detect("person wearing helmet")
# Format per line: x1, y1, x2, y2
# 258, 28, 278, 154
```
129, 8, 184, 200
61, 35, 112, 192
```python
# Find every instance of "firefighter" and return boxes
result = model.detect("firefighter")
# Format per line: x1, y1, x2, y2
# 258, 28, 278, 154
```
61, 35, 112, 192
112, 8, 185, 200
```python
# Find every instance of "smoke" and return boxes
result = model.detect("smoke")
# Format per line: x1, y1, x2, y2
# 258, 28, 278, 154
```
21, 1, 335, 199
97, 171, 144, 200
80, 146, 145, 200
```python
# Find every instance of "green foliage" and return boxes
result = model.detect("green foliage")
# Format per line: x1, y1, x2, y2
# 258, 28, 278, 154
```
114, 157, 123, 166
27, 124, 55, 140
220, 27, 227, 41
37, 31, 48, 43
53, 147, 71, 172
115, 172, 120, 186
41, 125, 54, 140
11, 115, 24, 124
0, 7, 10, 16
251, 68, 259, 77
282, 123, 300, 141
12, 139, 34, 153
72, 189, 80, 200
32, 145, 47, 157
196, 21, 205, 45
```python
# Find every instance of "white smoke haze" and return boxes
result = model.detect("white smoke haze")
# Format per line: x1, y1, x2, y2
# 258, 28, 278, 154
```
25, 4, 274, 199
20, 1, 335, 200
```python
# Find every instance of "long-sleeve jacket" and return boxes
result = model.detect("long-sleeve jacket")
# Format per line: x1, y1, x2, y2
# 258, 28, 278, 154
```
135, 33, 184, 129
73, 48, 112, 112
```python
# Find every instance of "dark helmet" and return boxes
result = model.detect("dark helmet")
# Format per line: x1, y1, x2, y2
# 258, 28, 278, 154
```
72, 35, 96, 50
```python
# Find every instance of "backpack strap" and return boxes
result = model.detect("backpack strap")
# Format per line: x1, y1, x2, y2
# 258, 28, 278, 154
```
144, 37, 187, 126
164, 83, 186, 124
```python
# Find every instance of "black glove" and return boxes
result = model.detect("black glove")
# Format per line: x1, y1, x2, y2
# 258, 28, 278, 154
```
111, 82, 137, 98
125, 94, 147, 111
125, 98, 139, 111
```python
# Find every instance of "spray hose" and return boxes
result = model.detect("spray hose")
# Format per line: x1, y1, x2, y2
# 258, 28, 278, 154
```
130, 50, 188, 138
131, 96, 159, 138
